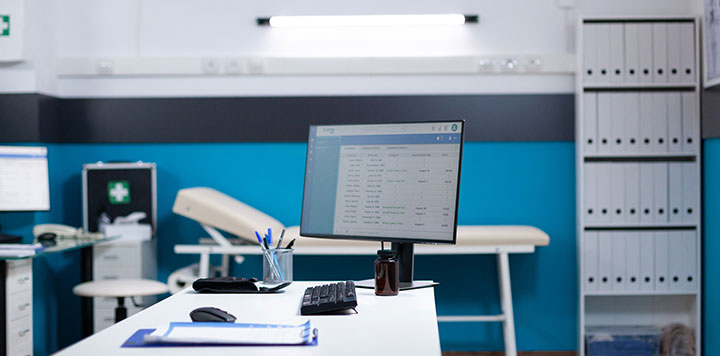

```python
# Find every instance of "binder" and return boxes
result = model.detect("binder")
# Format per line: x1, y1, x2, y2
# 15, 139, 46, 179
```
584, 231, 598, 291
583, 24, 599, 83
609, 24, 625, 83
597, 163, 612, 224
666, 23, 682, 83
682, 92, 698, 153
639, 231, 655, 291
667, 93, 683, 152
652, 23, 668, 83
584, 93, 598, 153
637, 23, 654, 84
624, 23, 640, 83
610, 93, 625, 153
653, 163, 668, 223
624, 92, 640, 153
598, 231, 613, 291
682, 162, 699, 223
683, 230, 697, 291
668, 163, 683, 223
611, 231, 627, 291
668, 231, 684, 291
596, 24, 611, 83
652, 92, 668, 153
639, 163, 655, 224
611, 163, 626, 223
639, 93, 653, 153
625, 162, 640, 223
597, 93, 612, 154
625, 232, 641, 291
654, 231, 669, 291
584, 164, 598, 224
679, 23, 696, 84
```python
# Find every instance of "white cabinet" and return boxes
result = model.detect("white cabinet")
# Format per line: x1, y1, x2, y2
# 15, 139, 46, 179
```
577, 17, 702, 356
4, 259, 33, 356
92, 239, 156, 332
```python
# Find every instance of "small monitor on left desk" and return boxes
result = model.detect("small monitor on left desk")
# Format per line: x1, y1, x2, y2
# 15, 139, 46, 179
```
0, 146, 50, 212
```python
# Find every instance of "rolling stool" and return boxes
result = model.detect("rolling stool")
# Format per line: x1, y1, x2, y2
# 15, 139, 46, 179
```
73, 279, 168, 323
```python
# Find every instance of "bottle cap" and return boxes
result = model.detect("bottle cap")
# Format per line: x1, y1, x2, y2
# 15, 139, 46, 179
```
377, 249, 397, 258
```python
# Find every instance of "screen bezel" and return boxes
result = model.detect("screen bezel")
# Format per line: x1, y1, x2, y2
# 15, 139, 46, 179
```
299, 120, 465, 245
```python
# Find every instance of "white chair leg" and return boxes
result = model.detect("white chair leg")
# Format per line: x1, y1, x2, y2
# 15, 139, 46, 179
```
498, 252, 517, 356
199, 252, 210, 278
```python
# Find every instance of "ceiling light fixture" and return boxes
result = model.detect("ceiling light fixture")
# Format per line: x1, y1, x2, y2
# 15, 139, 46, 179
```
257, 14, 479, 28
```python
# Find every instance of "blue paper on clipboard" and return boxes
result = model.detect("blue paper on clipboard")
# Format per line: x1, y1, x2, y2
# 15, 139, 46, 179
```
122, 321, 318, 348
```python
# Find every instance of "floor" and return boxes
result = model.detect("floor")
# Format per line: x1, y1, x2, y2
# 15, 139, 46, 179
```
442, 352, 575, 356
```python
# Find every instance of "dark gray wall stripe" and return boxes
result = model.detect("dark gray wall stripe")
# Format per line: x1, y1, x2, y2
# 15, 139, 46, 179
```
1, 94, 574, 142
0, 94, 40, 142
702, 89, 720, 139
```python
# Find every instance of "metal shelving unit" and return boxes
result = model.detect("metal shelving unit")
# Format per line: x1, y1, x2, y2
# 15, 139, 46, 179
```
576, 17, 702, 356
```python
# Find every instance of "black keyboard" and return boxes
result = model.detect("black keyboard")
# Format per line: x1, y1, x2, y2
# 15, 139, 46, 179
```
300, 281, 358, 315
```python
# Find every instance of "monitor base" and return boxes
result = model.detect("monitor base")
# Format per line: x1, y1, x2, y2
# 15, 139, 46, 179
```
354, 279, 439, 291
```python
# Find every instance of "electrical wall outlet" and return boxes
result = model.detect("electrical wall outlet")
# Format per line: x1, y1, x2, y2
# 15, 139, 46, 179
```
202, 58, 220, 74
96, 59, 114, 75
225, 58, 246, 75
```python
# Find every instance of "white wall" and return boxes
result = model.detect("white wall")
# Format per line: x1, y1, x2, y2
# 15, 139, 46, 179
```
0, 0, 703, 97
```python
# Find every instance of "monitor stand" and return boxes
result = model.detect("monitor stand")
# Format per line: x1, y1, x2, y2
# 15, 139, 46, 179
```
355, 242, 439, 291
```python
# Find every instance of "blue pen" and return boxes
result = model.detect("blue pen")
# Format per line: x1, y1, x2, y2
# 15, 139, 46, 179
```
267, 228, 273, 247
255, 231, 265, 249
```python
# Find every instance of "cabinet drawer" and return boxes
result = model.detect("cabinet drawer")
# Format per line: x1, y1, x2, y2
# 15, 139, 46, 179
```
7, 290, 32, 321
7, 315, 32, 347
10, 341, 32, 356
6, 263, 32, 294
92, 265, 140, 281
94, 308, 116, 332
93, 246, 139, 267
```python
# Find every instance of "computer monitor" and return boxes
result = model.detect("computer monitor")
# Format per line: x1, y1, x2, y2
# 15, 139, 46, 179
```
0, 146, 50, 211
300, 121, 464, 288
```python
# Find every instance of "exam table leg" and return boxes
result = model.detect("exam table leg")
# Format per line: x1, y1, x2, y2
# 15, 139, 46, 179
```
498, 252, 517, 356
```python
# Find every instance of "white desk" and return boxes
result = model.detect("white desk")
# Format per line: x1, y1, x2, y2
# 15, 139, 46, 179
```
56, 281, 441, 356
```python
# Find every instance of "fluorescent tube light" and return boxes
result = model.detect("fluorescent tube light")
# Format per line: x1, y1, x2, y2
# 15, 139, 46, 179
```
257, 14, 478, 28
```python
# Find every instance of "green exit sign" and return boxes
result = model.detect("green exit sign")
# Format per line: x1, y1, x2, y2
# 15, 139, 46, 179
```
1, 15, 9, 37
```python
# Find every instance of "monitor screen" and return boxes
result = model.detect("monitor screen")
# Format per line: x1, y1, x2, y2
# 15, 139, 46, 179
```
300, 121, 463, 244
0, 146, 50, 211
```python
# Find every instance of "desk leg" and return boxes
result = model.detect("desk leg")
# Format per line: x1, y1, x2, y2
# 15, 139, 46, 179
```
1, 260, 6, 356
498, 252, 517, 356
81, 247, 94, 337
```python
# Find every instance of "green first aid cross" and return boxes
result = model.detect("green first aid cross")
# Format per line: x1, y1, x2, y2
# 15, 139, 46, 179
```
1, 15, 9, 37
108, 181, 131, 204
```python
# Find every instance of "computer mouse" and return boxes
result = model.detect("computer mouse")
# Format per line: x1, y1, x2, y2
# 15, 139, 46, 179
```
37, 232, 57, 247
189, 307, 237, 322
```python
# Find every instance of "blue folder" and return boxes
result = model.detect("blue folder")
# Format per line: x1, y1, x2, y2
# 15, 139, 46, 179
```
122, 327, 319, 348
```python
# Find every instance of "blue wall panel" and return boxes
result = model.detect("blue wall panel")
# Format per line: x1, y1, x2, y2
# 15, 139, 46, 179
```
0, 141, 576, 354
703, 139, 720, 356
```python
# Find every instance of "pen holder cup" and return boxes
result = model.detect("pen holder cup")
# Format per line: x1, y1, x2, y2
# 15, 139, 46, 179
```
262, 248, 293, 284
